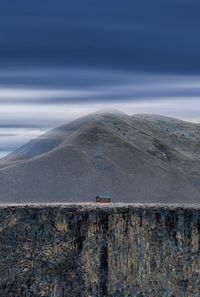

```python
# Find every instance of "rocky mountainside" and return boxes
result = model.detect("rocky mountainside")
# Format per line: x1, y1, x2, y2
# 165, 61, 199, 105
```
0, 111, 200, 203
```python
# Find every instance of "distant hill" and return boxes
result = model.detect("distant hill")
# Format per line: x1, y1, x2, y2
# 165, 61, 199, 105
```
0, 110, 200, 203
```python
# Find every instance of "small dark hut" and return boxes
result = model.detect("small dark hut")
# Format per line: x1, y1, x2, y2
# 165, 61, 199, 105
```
96, 195, 111, 203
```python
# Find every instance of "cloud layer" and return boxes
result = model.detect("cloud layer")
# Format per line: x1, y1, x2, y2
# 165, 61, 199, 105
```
0, 1, 200, 157
0, 68, 200, 157
1, 0, 200, 73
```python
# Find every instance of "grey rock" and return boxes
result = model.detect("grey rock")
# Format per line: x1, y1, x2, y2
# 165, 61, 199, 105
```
0, 204, 200, 296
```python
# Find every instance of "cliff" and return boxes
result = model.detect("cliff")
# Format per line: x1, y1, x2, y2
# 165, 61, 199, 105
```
0, 204, 200, 296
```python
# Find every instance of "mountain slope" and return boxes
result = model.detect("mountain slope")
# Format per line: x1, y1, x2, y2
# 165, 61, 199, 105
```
0, 111, 199, 203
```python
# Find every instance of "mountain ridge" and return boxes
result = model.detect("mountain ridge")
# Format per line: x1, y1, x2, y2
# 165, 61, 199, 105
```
0, 111, 199, 203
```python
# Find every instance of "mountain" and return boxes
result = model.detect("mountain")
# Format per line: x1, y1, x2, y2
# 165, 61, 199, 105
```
0, 110, 200, 203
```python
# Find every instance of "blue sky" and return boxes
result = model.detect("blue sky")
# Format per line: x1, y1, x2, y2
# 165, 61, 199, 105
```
0, 0, 200, 157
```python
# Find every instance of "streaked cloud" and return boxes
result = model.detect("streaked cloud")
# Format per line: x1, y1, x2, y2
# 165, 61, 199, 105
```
1, 0, 200, 73
0, 1, 199, 159
0, 151, 10, 159
1, 69, 200, 104
0, 68, 200, 158
0, 88, 95, 100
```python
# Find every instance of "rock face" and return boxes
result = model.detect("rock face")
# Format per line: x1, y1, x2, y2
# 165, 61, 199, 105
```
1, 204, 200, 297
0, 111, 200, 203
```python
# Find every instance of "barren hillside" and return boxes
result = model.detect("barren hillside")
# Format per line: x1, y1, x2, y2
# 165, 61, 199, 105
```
0, 111, 199, 203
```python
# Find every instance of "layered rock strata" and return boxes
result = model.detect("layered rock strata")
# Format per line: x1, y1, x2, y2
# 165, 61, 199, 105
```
0, 204, 200, 297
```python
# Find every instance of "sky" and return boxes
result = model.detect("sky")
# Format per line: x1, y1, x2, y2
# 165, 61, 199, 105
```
1, 0, 200, 157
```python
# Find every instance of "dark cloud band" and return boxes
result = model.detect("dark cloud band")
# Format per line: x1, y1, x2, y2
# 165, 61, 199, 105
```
0, 0, 200, 73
